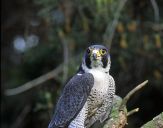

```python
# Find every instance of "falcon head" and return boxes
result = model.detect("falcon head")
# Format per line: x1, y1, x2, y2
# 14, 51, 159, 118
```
82, 45, 111, 73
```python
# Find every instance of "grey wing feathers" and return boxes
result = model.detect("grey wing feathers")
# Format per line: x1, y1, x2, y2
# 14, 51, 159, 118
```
48, 73, 94, 128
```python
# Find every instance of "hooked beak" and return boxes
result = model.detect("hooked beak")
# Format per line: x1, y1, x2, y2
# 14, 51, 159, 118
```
92, 53, 97, 60
91, 50, 101, 60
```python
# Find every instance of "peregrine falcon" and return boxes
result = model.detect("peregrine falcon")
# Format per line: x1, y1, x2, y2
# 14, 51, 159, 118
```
48, 45, 115, 128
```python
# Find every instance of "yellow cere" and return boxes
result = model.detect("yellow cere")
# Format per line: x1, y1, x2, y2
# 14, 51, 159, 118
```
95, 50, 101, 57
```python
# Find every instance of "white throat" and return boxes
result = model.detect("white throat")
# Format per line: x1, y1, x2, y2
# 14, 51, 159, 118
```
82, 59, 110, 74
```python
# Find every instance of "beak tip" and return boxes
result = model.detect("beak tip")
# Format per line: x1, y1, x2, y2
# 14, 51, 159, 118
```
92, 53, 97, 60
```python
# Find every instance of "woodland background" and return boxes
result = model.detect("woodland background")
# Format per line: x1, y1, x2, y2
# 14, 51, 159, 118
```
1, 0, 163, 128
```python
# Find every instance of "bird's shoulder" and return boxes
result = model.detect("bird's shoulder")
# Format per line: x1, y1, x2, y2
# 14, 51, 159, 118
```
64, 72, 94, 92
48, 72, 94, 128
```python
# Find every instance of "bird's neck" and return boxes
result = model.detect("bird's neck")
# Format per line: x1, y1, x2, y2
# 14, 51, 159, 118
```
81, 63, 110, 74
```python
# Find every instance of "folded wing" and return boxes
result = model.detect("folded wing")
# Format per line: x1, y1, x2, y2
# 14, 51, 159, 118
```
48, 73, 94, 128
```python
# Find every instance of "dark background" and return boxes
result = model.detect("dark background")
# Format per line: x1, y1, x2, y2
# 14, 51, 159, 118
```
1, 0, 163, 128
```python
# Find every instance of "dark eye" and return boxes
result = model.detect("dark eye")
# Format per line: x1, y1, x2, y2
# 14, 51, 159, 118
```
100, 49, 107, 55
87, 48, 91, 54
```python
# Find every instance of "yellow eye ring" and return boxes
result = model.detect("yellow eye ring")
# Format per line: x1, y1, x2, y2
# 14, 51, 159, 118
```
100, 49, 107, 55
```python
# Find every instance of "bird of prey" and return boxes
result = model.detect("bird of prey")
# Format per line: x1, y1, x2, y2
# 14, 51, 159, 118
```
48, 44, 115, 128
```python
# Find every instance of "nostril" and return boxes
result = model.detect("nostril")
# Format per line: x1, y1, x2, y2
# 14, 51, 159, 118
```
92, 53, 97, 60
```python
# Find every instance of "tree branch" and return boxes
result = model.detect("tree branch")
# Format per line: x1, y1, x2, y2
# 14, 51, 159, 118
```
141, 112, 163, 128
58, 29, 69, 84
103, 0, 128, 49
127, 108, 139, 116
12, 105, 31, 128
100, 80, 148, 128
5, 65, 63, 96
119, 80, 148, 111
150, 0, 160, 24
4, 51, 82, 96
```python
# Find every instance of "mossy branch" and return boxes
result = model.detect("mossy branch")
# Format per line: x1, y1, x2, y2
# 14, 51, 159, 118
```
141, 112, 163, 128
102, 80, 148, 128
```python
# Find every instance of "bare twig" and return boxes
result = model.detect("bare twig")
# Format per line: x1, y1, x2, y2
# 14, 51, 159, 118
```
5, 30, 71, 96
150, 0, 159, 24
119, 80, 148, 110
144, 21, 163, 31
12, 105, 31, 128
5, 52, 82, 96
58, 29, 69, 83
127, 108, 139, 116
103, 0, 128, 49
5, 65, 63, 96
100, 80, 149, 128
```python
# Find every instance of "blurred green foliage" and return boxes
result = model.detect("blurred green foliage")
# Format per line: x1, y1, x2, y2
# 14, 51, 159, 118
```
1, 0, 163, 128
